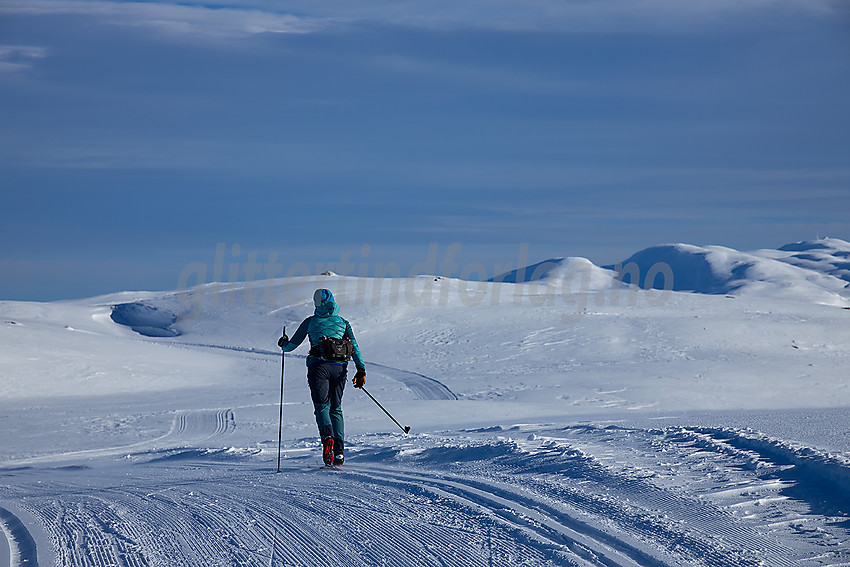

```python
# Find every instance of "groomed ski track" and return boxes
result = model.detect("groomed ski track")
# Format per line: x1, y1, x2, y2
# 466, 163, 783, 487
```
3, 415, 849, 566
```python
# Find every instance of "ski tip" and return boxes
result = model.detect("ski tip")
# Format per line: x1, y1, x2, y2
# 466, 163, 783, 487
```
403, 426, 411, 434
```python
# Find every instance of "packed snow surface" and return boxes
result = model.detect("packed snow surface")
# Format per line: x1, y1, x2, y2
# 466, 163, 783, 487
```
2, 239, 850, 566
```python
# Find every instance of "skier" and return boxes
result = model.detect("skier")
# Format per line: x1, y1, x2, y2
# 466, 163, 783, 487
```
278, 289, 366, 466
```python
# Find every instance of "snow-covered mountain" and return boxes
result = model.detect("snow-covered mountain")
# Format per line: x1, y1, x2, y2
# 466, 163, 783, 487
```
2, 238, 850, 566
491, 256, 616, 287
498, 238, 850, 306
614, 237, 850, 302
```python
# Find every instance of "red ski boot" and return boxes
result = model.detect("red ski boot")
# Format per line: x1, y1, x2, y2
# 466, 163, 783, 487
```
322, 436, 334, 467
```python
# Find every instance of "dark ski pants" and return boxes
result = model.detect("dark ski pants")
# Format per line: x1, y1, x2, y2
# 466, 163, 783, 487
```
307, 363, 347, 454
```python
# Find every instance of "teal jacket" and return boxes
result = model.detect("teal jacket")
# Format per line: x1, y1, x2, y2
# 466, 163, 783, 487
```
281, 289, 365, 370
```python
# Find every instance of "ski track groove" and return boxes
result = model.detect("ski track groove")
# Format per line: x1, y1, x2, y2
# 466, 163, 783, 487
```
0, 505, 39, 567
248, 474, 502, 566
343, 465, 651, 567
169, 408, 235, 440
351, 463, 734, 567
0, 409, 237, 469
366, 362, 458, 401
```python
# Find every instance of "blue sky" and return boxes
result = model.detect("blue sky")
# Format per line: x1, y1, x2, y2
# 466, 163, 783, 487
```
1, 0, 849, 300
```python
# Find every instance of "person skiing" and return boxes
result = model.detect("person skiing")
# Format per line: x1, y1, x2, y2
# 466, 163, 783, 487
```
278, 289, 366, 466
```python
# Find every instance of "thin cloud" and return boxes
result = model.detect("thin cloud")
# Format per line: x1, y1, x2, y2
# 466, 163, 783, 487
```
0, 1, 318, 40
0, 0, 838, 38
0, 45, 48, 73
241, 0, 839, 33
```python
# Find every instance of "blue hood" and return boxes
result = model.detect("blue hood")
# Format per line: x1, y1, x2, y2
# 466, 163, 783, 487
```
313, 288, 339, 318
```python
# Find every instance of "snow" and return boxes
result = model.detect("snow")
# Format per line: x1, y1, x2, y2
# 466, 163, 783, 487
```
610, 239, 850, 306
2, 239, 850, 566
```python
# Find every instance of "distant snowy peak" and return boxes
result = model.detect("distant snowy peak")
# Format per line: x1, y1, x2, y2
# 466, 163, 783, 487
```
491, 257, 617, 290
770, 238, 850, 285
614, 238, 850, 305
613, 244, 758, 294
490, 258, 566, 283
777, 237, 850, 254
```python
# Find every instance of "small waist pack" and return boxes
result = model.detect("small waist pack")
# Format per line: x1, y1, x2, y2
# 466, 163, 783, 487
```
314, 335, 354, 362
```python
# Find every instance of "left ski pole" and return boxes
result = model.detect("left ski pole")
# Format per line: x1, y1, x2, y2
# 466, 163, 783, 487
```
276, 326, 286, 473
360, 386, 411, 434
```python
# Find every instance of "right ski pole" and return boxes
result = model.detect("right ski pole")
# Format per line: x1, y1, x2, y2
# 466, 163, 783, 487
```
360, 386, 411, 434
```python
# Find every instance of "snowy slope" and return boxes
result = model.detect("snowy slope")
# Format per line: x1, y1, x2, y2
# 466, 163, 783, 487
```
2, 239, 850, 566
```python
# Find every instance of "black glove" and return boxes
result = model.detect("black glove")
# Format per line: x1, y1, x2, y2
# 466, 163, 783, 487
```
353, 369, 366, 388
278, 334, 289, 348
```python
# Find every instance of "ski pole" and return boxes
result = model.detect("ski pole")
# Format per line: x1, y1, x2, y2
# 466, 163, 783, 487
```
277, 326, 285, 473
360, 386, 411, 434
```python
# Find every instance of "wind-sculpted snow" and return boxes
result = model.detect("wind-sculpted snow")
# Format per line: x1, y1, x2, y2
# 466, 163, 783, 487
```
677, 426, 850, 522
110, 302, 180, 337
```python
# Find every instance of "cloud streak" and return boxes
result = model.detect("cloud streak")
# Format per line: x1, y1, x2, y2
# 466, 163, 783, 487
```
320, 0, 838, 33
0, 45, 48, 73
0, 1, 317, 40
0, 0, 839, 40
